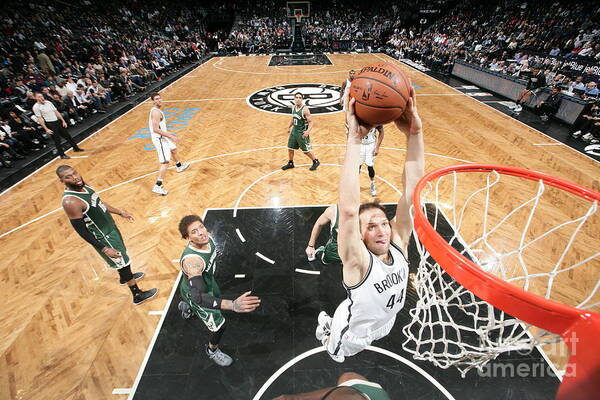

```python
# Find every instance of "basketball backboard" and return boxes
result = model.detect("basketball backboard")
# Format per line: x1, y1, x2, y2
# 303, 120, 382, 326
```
286, 1, 310, 20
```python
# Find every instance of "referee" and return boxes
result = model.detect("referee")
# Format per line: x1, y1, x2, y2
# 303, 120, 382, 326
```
33, 92, 84, 159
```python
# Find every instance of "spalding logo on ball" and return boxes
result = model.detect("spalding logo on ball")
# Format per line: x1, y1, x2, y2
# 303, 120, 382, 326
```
349, 62, 411, 125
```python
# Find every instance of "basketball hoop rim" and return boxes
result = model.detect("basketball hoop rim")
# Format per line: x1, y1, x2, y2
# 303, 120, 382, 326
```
412, 163, 600, 337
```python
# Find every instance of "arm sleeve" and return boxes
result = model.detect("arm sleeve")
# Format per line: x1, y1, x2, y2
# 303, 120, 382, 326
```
189, 276, 223, 309
70, 218, 105, 249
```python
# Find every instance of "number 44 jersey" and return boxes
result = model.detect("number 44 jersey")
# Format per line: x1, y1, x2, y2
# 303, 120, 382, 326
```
343, 242, 409, 337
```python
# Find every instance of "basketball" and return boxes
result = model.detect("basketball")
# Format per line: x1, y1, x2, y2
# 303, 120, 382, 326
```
349, 62, 411, 125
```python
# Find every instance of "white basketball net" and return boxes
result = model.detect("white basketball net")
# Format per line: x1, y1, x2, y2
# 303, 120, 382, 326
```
402, 169, 600, 376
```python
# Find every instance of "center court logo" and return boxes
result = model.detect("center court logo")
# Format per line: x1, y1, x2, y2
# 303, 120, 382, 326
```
247, 83, 343, 114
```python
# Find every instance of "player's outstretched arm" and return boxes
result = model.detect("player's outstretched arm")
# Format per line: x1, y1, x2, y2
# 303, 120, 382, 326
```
338, 98, 371, 285
391, 88, 424, 254
183, 256, 261, 313
305, 205, 334, 258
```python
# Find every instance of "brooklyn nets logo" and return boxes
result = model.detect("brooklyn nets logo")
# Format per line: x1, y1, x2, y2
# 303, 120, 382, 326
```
247, 83, 343, 114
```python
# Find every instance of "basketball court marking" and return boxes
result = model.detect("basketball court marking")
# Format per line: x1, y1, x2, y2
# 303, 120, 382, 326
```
213, 57, 353, 75
274, 64, 328, 71
251, 346, 457, 400
295, 268, 320, 275
376, 53, 599, 163
533, 143, 563, 146
122, 207, 454, 400
236, 228, 246, 242
256, 252, 276, 264
145, 98, 246, 103
0, 145, 473, 239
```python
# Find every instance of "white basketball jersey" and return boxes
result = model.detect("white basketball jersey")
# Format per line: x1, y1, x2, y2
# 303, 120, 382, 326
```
344, 242, 409, 336
149, 107, 167, 139
361, 127, 377, 145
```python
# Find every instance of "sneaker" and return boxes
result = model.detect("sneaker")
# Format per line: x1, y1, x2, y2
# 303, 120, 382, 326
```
73, 147, 84, 152
309, 159, 320, 171
508, 103, 517, 110
315, 311, 332, 342
590, 138, 599, 144
205, 345, 233, 367
176, 162, 190, 173
281, 161, 294, 170
119, 272, 144, 285
571, 130, 582, 138
178, 301, 192, 319
514, 105, 522, 113
152, 185, 168, 195
582, 133, 594, 142
370, 181, 377, 196
133, 288, 158, 305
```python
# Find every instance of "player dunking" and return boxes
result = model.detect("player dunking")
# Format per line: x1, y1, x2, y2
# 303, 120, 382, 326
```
149, 93, 189, 195
177, 215, 261, 366
281, 93, 320, 171
316, 89, 424, 362
57, 165, 158, 305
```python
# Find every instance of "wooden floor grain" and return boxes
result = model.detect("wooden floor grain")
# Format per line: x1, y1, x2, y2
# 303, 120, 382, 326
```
0, 54, 598, 399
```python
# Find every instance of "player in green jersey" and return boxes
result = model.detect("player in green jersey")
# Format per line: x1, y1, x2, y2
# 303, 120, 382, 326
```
305, 204, 341, 265
57, 165, 158, 305
177, 214, 261, 366
273, 372, 391, 400
281, 92, 320, 171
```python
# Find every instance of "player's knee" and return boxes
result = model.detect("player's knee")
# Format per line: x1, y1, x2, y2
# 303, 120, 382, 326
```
367, 166, 375, 178
337, 372, 366, 385
118, 265, 133, 282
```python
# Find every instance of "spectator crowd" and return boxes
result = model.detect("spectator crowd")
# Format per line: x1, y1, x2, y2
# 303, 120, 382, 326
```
1, 0, 599, 167
0, 0, 211, 167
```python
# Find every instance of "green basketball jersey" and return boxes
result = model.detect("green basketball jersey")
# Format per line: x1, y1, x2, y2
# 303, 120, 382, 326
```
62, 185, 118, 239
291, 105, 307, 134
329, 204, 339, 243
179, 237, 220, 301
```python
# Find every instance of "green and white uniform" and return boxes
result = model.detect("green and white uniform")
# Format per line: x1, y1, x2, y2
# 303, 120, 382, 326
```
179, 237, 225, 332
317, 205, 341, 264
336, 379, 391, 400
287, 105, 312, 152
63, 185, 129, 269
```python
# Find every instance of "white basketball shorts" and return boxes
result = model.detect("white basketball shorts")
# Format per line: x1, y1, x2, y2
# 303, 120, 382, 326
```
326, 298, 396, 359
152, 135, 177, 163
360, 142, 376, 167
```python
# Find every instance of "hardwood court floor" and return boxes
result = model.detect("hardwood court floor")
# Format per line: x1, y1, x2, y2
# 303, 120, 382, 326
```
0, 53, 598, 400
